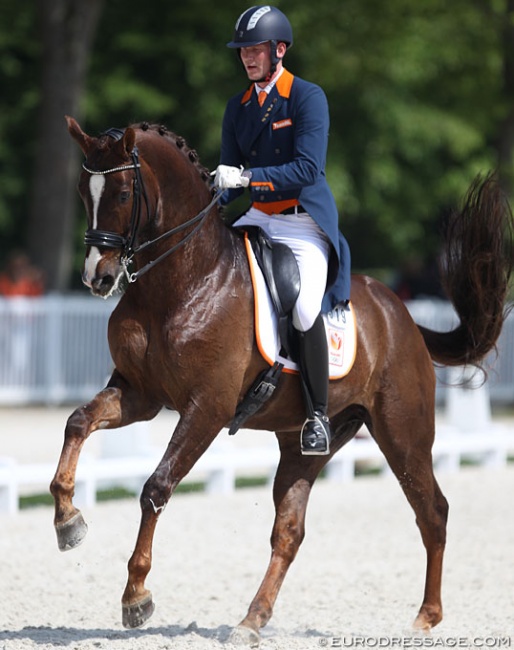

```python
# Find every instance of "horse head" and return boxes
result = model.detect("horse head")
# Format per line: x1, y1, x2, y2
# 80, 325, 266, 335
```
67, 116, 219, 298
67, 116, 155, 297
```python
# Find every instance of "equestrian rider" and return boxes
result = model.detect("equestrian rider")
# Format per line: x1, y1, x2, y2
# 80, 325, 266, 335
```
213, 5, 351, 456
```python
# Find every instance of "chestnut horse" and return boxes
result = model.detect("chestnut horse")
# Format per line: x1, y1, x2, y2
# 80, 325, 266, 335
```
51, 117, 512, 646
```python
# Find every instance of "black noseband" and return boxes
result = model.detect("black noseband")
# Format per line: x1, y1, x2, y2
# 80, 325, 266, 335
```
84, 229, 127, 249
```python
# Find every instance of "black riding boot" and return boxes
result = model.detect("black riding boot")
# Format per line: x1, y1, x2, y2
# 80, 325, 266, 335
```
297, 314, 332, 456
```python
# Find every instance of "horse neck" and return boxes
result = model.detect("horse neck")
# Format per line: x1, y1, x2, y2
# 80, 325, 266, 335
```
131, 212, 238, 315
131, 135, 242, 299
136, 173, 235, 293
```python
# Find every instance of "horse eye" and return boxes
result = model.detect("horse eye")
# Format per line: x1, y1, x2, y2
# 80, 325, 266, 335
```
120, 190, 131, 203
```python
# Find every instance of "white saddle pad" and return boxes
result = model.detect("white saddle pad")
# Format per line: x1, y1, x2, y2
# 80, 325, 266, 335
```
245, 235, 357, 379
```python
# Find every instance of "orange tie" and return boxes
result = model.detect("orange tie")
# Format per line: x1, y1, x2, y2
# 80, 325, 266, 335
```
258, 90, 267, 107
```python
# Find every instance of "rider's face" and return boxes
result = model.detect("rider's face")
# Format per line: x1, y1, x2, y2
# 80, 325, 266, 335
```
240, 43, 272, 83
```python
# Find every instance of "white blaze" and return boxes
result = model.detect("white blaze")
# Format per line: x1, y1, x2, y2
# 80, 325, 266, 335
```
83, 247, 102, 288
89, 174, 105, 230
83, 174, 106, 287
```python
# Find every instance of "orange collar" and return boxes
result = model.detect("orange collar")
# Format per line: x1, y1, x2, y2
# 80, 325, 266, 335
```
241, 69, 295, 104
275, 68, 294, 98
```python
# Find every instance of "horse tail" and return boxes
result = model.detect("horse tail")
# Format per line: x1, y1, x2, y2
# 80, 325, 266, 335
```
418, 173, 514, 369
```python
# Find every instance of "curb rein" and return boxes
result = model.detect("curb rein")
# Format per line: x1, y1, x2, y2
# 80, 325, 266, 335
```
82, 128, 223, 283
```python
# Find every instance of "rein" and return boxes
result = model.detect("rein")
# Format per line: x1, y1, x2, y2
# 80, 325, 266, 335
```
82, 128, 223, 283
124, 188, 222, 283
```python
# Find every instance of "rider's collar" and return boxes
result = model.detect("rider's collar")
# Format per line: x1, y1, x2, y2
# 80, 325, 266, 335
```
254, 67, 285, 98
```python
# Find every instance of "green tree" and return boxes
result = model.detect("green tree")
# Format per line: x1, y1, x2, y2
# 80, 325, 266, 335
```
77, 0, 514, 271
0, 3, 39, 250
286, 0, 507, 268
1, 0, 513, 289
27, 0, 104, 291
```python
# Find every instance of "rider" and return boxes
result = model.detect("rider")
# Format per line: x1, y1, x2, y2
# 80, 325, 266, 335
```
213, 5, 351, 456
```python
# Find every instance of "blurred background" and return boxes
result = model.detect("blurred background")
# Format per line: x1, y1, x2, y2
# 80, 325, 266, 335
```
1, 0, 513, 292
1, 0, 514, 405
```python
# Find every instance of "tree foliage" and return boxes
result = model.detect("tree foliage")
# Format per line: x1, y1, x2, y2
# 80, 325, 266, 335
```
0, 0, 512, 289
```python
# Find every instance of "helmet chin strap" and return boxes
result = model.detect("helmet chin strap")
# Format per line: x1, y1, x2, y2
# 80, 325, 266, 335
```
257, 40, 279, 83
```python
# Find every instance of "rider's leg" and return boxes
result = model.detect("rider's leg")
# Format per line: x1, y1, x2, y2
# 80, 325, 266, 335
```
233, 209, 333, 454
285, 218, 331, 456
296, 313, 332, 455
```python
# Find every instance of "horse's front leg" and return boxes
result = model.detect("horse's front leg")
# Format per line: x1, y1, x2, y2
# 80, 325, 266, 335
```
50, 371, 160, 552
121, 405, 225, 629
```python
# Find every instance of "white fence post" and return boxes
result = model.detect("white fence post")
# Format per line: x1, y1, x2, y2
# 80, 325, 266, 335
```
0, 458, 17, 515
446, 366, 492, 434
433, 365, 511, 471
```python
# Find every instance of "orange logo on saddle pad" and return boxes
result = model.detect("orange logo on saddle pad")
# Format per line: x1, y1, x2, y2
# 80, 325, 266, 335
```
272, 118, 293, 130
330, 331, 343, 351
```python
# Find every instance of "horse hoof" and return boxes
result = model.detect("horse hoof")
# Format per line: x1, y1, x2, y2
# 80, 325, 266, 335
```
413, 604, 442, 631
122, 593, 155, 629
228, 624, 261, 648
55, 511, 88, 551
413, 616, 430, 632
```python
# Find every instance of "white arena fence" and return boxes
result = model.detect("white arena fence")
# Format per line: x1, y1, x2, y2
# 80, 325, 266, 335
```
1, 294, 514, 406
1, 294, 514, 513
0, 294, 113, 405
2, 425, 513, 514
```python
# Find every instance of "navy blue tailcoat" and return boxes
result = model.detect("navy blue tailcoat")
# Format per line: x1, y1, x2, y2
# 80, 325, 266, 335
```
220, 68, 351, 310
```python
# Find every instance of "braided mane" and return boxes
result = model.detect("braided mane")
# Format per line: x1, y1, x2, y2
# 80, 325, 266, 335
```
133, 122, 213, 189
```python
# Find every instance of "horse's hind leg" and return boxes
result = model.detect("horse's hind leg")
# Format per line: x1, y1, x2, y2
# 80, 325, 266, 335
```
232, 430, 334, 647
50, 370, 160, 551
373, 405, 448, 631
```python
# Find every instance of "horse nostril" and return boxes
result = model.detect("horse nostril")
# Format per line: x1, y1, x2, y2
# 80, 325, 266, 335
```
91, 275, 114, 294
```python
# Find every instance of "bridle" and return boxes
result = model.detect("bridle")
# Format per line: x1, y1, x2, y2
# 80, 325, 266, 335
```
82, 128, 223, 283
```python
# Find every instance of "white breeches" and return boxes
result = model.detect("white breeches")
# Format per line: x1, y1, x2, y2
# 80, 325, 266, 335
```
233, 207, 330, 332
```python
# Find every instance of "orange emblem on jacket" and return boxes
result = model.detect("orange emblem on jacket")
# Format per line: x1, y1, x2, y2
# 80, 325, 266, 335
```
272, 118, 293, 130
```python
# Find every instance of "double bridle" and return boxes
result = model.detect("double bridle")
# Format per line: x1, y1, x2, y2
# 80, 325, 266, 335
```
82, 128, 223, 283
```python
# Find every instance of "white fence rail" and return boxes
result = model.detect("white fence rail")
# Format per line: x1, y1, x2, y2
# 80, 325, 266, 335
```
1, 295, 514, 406
0, 295, 114, 405
407, 300, 514, 404
2, 426, 513, 515
1, 295, 514, 514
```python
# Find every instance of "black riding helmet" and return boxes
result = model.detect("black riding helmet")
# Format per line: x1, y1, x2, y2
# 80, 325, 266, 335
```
227, 6, 293, 81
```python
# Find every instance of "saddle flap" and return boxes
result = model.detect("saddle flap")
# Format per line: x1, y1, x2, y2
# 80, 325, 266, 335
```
245, 226, 300, 317
269, 238, 301, 314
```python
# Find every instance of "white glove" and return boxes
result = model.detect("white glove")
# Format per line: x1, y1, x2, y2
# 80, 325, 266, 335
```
211, 164, 250, 189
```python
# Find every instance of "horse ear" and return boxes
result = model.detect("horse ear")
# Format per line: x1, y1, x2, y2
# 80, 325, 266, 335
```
66, 115, 94, 155
123, 127, 136, 155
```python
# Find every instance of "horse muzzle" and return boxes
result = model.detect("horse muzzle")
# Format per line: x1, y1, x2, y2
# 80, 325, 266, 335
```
83, 247, 124, 297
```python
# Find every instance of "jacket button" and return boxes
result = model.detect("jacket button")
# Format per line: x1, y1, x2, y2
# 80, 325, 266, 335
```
251, 150, 257, 156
